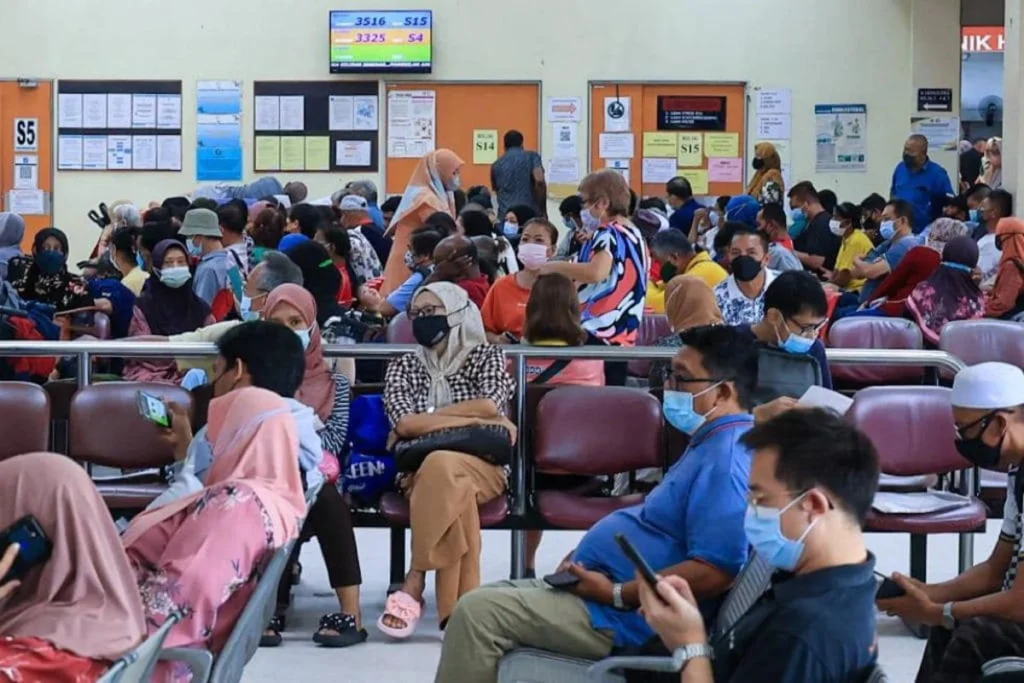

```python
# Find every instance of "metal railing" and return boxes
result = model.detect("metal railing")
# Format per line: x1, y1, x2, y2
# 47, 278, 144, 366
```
0, 341, 974, 575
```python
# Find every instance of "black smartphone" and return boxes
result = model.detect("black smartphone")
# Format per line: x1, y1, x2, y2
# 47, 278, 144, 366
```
0, 515, 53, 583
615, 533, 661, 593
873, 571, 907, 599
543, 571, 580, 589
136, 391, 172, 429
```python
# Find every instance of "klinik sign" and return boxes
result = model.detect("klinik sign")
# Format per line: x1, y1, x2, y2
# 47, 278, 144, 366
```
962, 27, 1005, 53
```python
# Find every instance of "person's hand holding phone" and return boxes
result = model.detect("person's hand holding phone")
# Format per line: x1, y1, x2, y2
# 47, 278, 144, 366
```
637, 573, 707, 650
565, 562, 615, 604
0, 543, 20, 600
157, 401, 193, 462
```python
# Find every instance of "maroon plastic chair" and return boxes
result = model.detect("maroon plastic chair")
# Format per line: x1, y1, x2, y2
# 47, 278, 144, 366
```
386, 312, 415, 344
534, 386, 664, 529
849, 386, 985, 582
828, 317, 925, 386
940, 319, 1024, 370
69, 382, 194, 512
627, 315, 672, 378
0, 382, 50, 461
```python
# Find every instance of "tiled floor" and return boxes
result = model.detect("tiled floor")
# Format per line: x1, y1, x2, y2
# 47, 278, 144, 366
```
241, 522, 1003, 682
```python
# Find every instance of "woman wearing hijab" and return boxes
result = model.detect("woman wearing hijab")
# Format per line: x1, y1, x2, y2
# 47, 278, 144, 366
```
649, 276, 724, 386
378, 282, 514, 639
124, 239, 214, 383
986, 217, 1024, 319
8, 227, 95, 312
746, 142, 786, 205
0, 212, 25, 281
260, 284, 365, 647
123, 387, 305, 676
0, 453, 147, 681
907, 237, 984, 345
381, 149, 465, 295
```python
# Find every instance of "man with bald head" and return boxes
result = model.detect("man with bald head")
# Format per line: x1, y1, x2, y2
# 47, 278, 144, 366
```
426, 234, 491, 307
891, 133, 954, 234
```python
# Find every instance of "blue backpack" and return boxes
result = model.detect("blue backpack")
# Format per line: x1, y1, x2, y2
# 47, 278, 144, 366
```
343, 394, 396, 505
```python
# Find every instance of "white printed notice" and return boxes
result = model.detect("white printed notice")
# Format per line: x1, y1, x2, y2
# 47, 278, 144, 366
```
599, 133, 635, 159
814, 104, 867, 172
57, 136, 84, 170
156, 95, 182, 129
108, 94, 133, 129
254, 96, 280, 131
329, 96, 355, 131
387, 90, 436, 158
336, 140, 372, 167
353, 96, 378, 131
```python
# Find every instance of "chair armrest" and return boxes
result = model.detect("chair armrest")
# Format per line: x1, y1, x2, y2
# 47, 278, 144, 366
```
983, 656, 1024, 675
586, 651, 687, 679
159, 647, 214, 683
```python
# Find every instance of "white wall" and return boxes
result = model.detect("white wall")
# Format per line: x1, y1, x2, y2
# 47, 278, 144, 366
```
0, 0, 960, 261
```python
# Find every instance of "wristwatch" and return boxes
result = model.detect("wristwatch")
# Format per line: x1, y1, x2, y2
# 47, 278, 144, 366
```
612, 583, 626, 610
942, 602, 957, 630
674, 644, 714, 664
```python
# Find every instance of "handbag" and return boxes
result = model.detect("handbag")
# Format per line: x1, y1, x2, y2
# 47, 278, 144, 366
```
392, 423, 514, 473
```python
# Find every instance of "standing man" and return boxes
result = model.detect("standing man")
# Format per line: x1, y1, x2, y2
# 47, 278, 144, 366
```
880, 362, 1024, 682
891, 134, 954, 234
666, 177, 700, 232
491, 130, 546, 219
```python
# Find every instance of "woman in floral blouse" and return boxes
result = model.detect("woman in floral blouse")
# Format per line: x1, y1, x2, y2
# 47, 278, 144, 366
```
378, 282, 515, 640
8, 227, 100, 312
122, 387, 306, 682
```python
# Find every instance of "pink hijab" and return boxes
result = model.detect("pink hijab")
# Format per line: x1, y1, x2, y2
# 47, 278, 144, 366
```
123, 387, 306, 547
0, 453, 146, 660
263, 283, 337, 421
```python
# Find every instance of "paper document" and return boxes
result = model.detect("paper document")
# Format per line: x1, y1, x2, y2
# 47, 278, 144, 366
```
871, 491, 973, 516
797, 386, 853, 415
255, 96, 281, 131
156, 95, 182, 129
108, 94, 133, 128
83, 94, 107, 128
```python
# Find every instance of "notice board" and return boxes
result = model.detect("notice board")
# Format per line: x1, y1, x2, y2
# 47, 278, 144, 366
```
252, 81, 380, 173
384, 82, 540, 195
0, 80, 54, 250
589, 83, 746, 198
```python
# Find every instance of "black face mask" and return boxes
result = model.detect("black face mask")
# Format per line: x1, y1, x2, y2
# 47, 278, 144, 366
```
412, 315, 450, 348
730, 255, 763, 283
955, 433, 1004, 470
752, 158, 766, 171
660, 262, 679, 281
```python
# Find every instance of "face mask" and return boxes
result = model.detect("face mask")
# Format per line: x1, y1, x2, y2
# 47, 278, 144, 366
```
730, 255, 763, 283
412, 314, 450, 348
828, 219, 845, 237
503, 221, 520, 238
752, 157, 765, 171
903, 153, 918, 168
709, 211, 721, 229
879, 220, 896, 241
942, 261, 973, 274
518, 243, 550, 269
660, 262, 679, 281
969, 209, 981, 223
581, 206, 602, 233
449, 175, 462, 191
744, 492, 820, 571
35, 249, 66, 275
773, 318, 815, 355
295, 326, 312, 351
662, 384, 721, 435
955, 424, 1006, 470
789, 217, 808, 241
159, 265, 192, 289
188, 239, 203, 258
239, 293, 265, 322
403, 251, 416, 270
791, 208, 806, 223
136, 252, 146, 270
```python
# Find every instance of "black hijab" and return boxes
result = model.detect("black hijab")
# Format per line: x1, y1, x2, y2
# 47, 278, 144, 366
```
135, 239, 211, 335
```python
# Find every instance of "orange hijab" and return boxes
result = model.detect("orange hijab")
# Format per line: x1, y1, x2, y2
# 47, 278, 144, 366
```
746, 142, 785, 199
386, 149, 464, 236
997, 217, 1024, 265
665, 275, 724, 332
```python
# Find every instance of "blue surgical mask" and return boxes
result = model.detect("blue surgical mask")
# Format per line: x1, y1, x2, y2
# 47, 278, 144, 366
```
135, 252, 146, 270
581, 207, 602, 233
295, 326, 312, 351
503, 221, 520, 238
159, 266, 192, 289
788, 214, 808, 240
744, 492, 820, 571
791, 208, 806, 222
662, 383, 721, 435
188, 239, 203, 258
35, 249, 67, 275
879, 220, 896, 241
942, 261, 973, 274
774, 319, 815, 355
969, 209, 980, 223
563, 217, 577, 231
239, 293, 264, 322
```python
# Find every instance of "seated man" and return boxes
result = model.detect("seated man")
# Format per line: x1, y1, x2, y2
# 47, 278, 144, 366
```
639, 407, 880, 682
425, 234, 491, 308
851, 198, 922, 305
650, 229, 728, 291
881, 362, 1024, 682
714, 225, 779, 326
434, 325, 759, 683
756, 203, 803, 273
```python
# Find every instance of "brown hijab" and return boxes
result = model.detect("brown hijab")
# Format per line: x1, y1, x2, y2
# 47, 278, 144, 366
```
746, 142, 785, 200
0, 453, 146, 659
665, 275, 723, 332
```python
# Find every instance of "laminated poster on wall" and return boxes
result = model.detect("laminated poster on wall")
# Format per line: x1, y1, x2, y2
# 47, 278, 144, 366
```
679, 169, 709, 195
552, 123, 577, 159
599, 133, 634, 160
473, 130, 499, 165
6, 190, 45, 216
13, 155, 38, 190
607, 159, 629, 184
814, 104, 867, 173
755, 114, 791, 141
547, 97, 582, 123
58, 94, 83, 129
353, 96, 379, 131
757, 88, 791, 115
642, 132, 677, 159
107, 135, 132, 170
107, 94, 133, 129
305, 137, 331, 171
157, 136, 182, 171
337, 140, 372, 168
548, 158, 580, 185
387, 90, 436, 158
703, 133, 739, 159
82, 94, 107, 129
604, 96, 631, 133
132, 135, 158, 171
642, 158, 676, 184
708, 158, 743, 183
910, 117, 960, 151
196, 80, 243, 182
677, 133, 703, 167
83, 136, 107, 170
255, 96, 281, 131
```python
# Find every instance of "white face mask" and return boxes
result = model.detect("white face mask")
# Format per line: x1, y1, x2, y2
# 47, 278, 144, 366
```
294, 326, 313, 351
518, 243, 550, 269
159, 266, 192, 289
828, 219, 845, 237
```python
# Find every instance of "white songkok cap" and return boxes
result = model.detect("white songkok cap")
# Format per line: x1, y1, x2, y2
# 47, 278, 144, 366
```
951, 362, 1024, 410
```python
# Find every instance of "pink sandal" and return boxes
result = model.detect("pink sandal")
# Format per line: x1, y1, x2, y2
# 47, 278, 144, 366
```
376, 590, 423, 639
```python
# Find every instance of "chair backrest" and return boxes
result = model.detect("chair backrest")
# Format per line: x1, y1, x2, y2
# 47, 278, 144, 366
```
0, 382, 50, 461
752, 347, 822, 405
208, 540, 296, 683
69, 311, 112, 340
69, 382, 193, 468
828, 318, 924, 384
534, 386, 663, 475
627, 314, 672, 377
386, 312, 415, 344
97, 613, 180, 683
940, 319, 1024, 369
848, 386, 969, 476
711, 551, 772, 642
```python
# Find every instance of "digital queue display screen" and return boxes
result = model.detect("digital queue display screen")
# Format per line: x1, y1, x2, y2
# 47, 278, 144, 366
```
329, 10, 433, 74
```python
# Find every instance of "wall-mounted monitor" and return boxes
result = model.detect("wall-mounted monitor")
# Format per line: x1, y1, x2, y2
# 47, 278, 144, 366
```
330, 10, 433, 74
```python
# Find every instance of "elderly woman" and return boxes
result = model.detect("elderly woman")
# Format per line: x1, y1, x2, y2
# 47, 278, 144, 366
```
746, 142, 786, 205
378, 282, 514, 639
381, 149, 465, 295
907, 237, 984, 345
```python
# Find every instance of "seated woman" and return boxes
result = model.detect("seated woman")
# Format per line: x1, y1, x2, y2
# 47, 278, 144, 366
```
523, 273, 605, 386
314, 223, 358, 305
648, 275, 724, 387
907, 236, 985, 346
985, 217, 1024, 319
0, 453, 146, 682
378, 282, 514, 639
495, 205, 535, 276
124, 239, 214, 384
263, 285, 365, 647
8, 228, 100, 312
122, 387, 306, 677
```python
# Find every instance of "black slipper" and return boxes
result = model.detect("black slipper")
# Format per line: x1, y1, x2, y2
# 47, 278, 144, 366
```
260, 615, 285, 648
313, 613, 369, 648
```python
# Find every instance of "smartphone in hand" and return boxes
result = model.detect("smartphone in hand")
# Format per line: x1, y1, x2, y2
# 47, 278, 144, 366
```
543, 571, 581, 589
0, 515, 52, 583
873, 571, 907, 599
615, 533, 665, 601
136, 390, 172, 429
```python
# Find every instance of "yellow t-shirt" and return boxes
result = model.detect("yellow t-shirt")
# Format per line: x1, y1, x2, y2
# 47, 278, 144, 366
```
120, 267, 150, 297
646, 280, 666, 314
684, 251, 728, 290
834, 229, 875, 292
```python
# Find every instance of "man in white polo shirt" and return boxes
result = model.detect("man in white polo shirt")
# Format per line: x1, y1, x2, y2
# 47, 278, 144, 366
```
878, 362, 1024, 682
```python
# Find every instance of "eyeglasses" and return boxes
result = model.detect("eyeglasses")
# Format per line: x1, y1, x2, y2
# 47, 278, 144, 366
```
747, 489, 834, 517
954, 410, 1004, 441
665, 374, 729, 390
408, 305, 446, 320
787, 317, 828, 339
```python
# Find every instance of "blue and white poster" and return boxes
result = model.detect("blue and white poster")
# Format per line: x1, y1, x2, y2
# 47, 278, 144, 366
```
814, 104, 867, 173
196, 80, 243, 181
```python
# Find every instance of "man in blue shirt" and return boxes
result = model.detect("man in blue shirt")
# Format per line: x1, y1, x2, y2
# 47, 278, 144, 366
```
890, 134, 954, 234
667, 176, 701, 232
434, 325, 759, 683
852, 198, 922, 304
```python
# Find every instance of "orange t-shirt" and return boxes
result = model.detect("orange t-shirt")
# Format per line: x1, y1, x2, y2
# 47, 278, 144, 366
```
481, 274, 532, 338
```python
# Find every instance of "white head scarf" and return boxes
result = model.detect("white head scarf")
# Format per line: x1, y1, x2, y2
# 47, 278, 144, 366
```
413, 281, 487, 409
